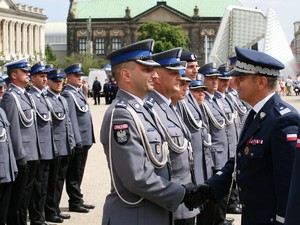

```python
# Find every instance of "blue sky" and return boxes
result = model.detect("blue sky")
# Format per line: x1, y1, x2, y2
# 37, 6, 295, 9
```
14, 0, 300, 43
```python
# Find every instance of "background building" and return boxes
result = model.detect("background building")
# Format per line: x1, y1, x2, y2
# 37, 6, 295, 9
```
45, 22, 67, 63
0, 0, 47, 62
67, 0, 240, 65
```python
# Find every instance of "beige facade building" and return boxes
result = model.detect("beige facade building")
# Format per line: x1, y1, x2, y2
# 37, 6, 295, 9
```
0, 0, 47, 62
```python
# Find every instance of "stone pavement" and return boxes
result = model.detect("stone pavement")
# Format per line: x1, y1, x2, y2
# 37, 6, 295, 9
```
46, 94, 300, 225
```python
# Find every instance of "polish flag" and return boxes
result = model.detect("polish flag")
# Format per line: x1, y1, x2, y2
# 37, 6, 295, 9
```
287, 134, 297, 142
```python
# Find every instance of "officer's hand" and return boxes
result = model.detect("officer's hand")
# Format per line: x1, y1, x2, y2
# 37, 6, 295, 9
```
182, 183, 213, 210
75, 143, 84, 153
17, 158, 27, 173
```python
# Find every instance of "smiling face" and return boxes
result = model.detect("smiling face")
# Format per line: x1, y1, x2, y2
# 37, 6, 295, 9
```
154, 67, 181, 99
234, 74, 259, 106
185, 61, 199, 81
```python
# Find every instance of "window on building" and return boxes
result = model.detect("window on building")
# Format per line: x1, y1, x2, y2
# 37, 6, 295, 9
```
79, 38, 87, 54
203, 36, 214, 55
111, 37, 121, 51
95, 38, 105, 55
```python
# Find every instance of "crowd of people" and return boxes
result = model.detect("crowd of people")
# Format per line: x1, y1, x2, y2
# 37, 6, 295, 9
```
0, 61, 95, 225
100, 39, 300, 225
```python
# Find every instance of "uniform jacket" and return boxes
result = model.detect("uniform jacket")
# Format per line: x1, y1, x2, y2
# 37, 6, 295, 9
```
0, 108, 18, 183
62, 85, 95, 147
1, 84, 40, 161
178, 92, 213, 181
28, 87, 56, 160
148, 90, 200, 220
204, 93, 229, 168
46, 91, 75, 156
215, 91, 239, 158
100, 89, 184, 225
207, 93, 299, 225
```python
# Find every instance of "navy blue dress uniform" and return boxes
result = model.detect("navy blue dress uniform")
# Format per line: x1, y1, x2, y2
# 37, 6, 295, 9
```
27, 62, 58, 225
0, 108, 17, 225
62, 63, 95, 212
150, 48, 200, 224
45, 69, 75, 223
1, 58, 41, 225
101, 39, 185, 225
204, 47, 300, 225
285, 135, 300, 225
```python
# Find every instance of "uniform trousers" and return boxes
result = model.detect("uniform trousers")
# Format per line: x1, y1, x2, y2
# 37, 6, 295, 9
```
66, 146, 90, 207
20, 161, 38, 225
29, 160, 51, 225
45, 155, 69, 217
0, 182, 12, 225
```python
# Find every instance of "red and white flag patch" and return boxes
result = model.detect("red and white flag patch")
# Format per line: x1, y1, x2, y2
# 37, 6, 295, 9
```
297, 139, 300, 148
287, 134, 297, 142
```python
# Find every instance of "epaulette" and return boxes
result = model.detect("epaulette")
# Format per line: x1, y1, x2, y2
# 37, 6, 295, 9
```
275, 102, 291, 116
214, 92, 222, 98
115, 99, 128, 108
144, 97, 155, 109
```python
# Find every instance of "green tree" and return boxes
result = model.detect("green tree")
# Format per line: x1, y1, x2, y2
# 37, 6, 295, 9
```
137, 22, 189, 53
64, 53, 107, 76
45, 44, 59, 67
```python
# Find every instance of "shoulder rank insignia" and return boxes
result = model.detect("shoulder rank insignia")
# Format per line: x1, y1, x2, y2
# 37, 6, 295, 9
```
116, 100, 127, 108
113, 123, 130, 144
275, 103, 291, 116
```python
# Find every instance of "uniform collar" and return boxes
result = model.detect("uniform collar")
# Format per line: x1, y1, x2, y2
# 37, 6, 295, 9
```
153, 90, 172, 106
11, 83, 25, 94
253, 92, 275, 114
120, 89, 144, 106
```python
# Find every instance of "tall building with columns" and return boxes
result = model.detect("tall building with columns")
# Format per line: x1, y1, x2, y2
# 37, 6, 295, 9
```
0, 0, 47, 62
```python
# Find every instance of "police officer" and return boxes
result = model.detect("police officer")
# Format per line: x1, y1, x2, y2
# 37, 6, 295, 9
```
1, 58, 40, 225
62, 63, 95, 213
148, 48, 200, 225
197, 62, 231, 225
179, 53, 213, 184
92, 77, 101, 105
0, 107, 17, 225
103, 78, 111, 104
101, 39, 204, 225
45, 69, 75, 223
196, 47, 300, 225
26, 61, 57, 225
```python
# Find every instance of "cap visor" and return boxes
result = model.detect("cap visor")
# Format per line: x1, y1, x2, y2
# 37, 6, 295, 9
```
190, 86, 207, 90
218, 76, 232, 80
136, 59, 160, 67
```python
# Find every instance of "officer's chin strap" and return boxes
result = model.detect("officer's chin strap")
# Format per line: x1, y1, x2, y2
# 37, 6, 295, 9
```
108, 107, 169, 205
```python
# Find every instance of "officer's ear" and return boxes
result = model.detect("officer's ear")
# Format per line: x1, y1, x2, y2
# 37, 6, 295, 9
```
257, 76, 268, 90
120, 67, 131, 83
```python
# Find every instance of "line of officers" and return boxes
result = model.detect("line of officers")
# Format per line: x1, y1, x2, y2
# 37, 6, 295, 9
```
101, 39, 300, 225
0, 60, 95, 225
101, 39, 248, 225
